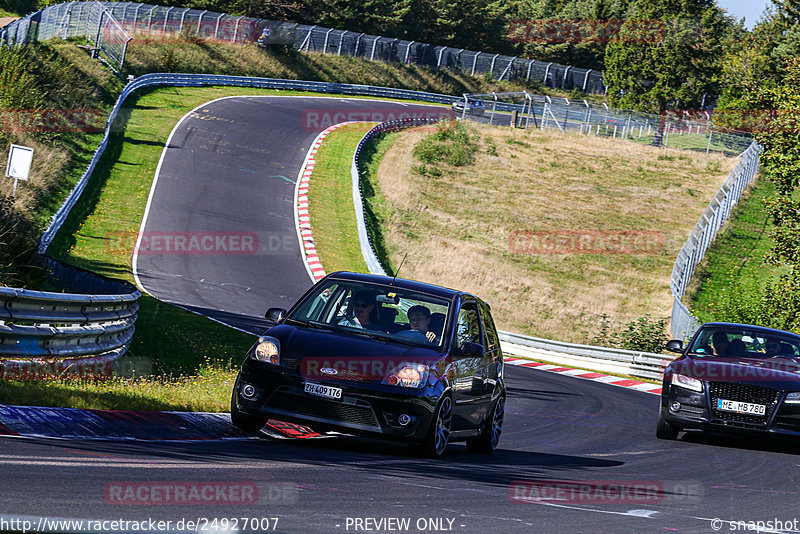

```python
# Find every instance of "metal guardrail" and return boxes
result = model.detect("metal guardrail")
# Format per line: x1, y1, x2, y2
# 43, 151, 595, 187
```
498, 331, 673, 381
0, 286, 139, 359
39, 73, 462, 253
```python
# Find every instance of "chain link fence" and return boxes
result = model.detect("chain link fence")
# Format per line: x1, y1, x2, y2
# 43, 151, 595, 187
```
1, 2, 132, 73
669, 141, 762, 340
2, 1, 606, 93
459, 92, 753, 156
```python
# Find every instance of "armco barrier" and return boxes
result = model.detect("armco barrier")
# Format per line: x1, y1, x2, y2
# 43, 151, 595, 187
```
0, 283, 140, 377
38, 73, 460, 253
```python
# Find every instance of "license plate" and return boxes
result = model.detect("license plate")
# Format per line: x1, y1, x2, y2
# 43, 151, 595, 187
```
304, 382, 342, 401
716, 399, 766, 416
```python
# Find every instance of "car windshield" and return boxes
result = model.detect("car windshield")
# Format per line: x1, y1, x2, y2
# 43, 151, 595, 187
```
287, 280, 451, 349
687, 327, 800, 359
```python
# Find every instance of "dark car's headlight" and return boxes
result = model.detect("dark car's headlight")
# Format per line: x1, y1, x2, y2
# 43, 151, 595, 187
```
671, 373, 703, 393
252, 337, 279, 365
382, 363, 429, 388
785, 392, 800, 404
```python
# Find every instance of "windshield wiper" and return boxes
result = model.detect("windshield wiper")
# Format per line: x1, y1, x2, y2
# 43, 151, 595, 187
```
287, 318, 330, 330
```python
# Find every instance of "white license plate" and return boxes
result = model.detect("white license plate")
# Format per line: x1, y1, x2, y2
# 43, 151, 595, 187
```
304, 382, 342, 401
716, 399, 766, 416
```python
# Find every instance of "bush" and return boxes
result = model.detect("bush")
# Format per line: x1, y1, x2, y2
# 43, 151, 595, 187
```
411, 120, 477, 168
587, 314, 669, 353
712, 272, 800, 333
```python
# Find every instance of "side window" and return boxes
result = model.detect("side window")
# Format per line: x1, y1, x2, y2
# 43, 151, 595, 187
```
456, 303, 481, 348
479, 301, 500, 350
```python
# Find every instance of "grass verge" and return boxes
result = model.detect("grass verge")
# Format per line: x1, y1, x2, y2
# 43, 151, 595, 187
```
687, 177, 788, 321
306, 123, 374, 273
370, 121, 738, 343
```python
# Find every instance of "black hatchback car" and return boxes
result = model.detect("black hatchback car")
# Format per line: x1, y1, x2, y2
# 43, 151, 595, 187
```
658, 322, 800, 441
231, 271, 506, 457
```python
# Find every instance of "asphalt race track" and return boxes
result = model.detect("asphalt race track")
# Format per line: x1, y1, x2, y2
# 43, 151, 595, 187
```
2, 96, 799, 534
132, 96, 452, 334
2, 367, 800, 533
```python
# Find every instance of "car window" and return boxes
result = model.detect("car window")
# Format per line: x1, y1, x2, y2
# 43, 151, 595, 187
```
456, 302, 482, 348
479, 301, 500, 351
288, 280, 451, 348
688, 327, 800, 358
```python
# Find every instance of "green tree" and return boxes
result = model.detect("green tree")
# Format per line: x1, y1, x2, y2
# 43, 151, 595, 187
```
603, 0, 732, 143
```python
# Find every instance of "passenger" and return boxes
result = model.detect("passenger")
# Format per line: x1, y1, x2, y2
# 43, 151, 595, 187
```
765, 338, 795, 357
765, 338, 783, 357
727, 339, 747, 358
711, 331, 730, 357
338, 291, 384, 331
397, 305, 437, 343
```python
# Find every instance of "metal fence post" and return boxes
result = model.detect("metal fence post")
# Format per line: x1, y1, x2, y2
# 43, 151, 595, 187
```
471, 52, 480, 76
197, 10, 206, 34
582, 69, 592, 92
370, 36, 378, 60
213, 13, 222, 40
489, 53, 498, 77
404, 40, 414, 63
338, 30, 347, 55
232, 16, 244, 44
437, 46, 445, 68
526, 60, 533, 82
543, 62, 552, 85
322, 27, 332, 53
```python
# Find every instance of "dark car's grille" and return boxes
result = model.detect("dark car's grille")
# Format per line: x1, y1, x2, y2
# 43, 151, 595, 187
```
283, 358, 301, 371
709, 382, 780, 426
266, 391, 379, 427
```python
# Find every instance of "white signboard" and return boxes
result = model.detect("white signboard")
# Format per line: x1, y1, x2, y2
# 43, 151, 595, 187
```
5, 144, 33, 197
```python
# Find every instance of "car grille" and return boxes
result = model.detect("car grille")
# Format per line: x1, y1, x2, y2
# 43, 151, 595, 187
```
709, 382, 780, 426
266, 391, 379, 428
283, 358, 301, 371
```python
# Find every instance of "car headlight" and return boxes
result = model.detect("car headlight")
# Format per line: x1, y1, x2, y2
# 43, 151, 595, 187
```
671, 373, 703, 393
251, 337, 279, 365
382, 363, 429, 388
785, 392, 800, 404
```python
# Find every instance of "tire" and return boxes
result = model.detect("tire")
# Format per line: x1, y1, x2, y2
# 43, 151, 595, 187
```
656, 409, 680, 440
230, 383, 267, 433
414, 394, 453, 458
467, 396, 505, 454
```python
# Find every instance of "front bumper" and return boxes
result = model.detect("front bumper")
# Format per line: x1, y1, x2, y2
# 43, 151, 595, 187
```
661, 382, 800, 438
234, 359, 442, 441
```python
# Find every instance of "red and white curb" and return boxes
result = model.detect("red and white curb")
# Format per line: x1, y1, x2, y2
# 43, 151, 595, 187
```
503, 357, 662, 395
296, 122, 358, 282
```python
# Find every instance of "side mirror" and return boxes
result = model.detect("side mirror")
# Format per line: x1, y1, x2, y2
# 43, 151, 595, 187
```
265, 308, 287, 323
666, 340, 684, 354
460, 341, 485, 358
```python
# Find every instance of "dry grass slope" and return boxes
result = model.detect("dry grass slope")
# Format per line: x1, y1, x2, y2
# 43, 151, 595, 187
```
377, 123, 735, 342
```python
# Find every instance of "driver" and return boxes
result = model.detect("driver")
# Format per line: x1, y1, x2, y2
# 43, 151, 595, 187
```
397, 305, 437, 343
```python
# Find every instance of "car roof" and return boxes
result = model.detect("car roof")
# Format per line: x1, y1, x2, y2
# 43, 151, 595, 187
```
325, 271, 467, 301
699, 322, 800, 340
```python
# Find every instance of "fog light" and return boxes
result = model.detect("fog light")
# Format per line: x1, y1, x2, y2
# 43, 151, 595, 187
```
670, 402, 681, 412
241, 384, 256, 399
398, 414, 412, 426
